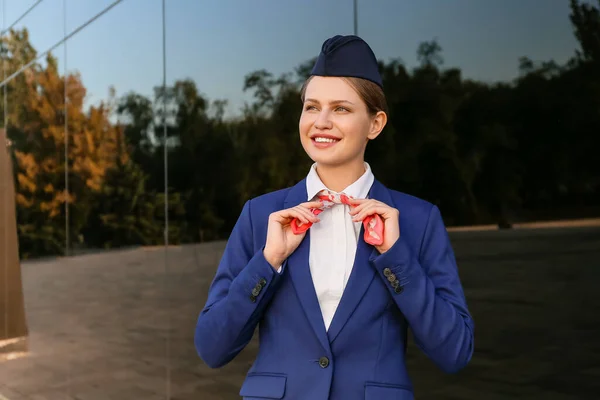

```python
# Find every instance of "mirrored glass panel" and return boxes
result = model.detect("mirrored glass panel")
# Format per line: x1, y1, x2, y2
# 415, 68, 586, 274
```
0, 1, 598, 399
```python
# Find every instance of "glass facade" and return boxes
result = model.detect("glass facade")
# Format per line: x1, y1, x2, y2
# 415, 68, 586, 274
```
1, 1, 598, 399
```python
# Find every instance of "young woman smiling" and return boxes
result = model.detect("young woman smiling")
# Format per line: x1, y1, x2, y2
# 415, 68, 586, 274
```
195, 35, 474, 400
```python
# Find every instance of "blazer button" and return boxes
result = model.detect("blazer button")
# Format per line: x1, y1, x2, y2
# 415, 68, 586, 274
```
318, 356, 330, 368
394, 285, 404, 294
259, 278, 267, 287
383, 268, 392, 277
252, 287, 260, 297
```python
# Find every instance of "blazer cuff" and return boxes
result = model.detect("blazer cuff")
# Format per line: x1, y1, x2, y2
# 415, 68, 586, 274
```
232, 246, 284, 305
369, 236, 422, 295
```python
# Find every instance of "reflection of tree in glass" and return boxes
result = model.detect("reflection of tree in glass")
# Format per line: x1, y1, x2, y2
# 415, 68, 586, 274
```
1, 0, 599, 259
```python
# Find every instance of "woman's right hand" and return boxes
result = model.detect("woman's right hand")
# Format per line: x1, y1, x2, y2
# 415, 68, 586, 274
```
263, 201, 323, 269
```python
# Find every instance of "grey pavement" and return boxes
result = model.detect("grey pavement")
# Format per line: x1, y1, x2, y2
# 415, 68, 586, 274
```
1, 227, 599, 399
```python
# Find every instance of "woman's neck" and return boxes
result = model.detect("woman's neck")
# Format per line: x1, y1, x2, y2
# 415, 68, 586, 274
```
315, 160, 366, 193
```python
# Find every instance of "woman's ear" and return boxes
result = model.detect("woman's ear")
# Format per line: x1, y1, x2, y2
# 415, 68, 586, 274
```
367, 111, 387, 140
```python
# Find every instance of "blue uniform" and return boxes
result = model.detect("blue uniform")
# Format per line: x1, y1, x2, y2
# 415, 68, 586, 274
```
195, 178, 474, 399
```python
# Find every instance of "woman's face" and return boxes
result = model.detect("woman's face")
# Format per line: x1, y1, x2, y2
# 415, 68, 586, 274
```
299, 76, 386, 169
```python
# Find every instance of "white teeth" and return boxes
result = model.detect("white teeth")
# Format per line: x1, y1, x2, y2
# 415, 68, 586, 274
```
314, 137, 338, 143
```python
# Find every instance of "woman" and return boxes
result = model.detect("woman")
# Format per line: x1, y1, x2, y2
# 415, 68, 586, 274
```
195, 35, 474, 400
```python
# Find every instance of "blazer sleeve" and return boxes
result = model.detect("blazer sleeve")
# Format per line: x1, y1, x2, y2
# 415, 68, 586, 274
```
194, 199, 284, 368
369, 204, 474, 374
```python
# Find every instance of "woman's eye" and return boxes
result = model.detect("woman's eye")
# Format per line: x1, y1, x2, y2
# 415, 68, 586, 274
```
305, 105, 317, 111
335, 106, 349, 112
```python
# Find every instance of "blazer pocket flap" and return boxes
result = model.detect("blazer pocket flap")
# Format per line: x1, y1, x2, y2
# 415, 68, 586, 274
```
365, 382, 414, 400
239, 373, 287, 399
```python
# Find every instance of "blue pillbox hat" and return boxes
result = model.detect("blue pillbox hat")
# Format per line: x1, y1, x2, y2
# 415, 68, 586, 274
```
310, 35, 383, 88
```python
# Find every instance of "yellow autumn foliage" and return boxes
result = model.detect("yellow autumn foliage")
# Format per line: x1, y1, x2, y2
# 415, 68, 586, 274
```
2, 29, 126, 225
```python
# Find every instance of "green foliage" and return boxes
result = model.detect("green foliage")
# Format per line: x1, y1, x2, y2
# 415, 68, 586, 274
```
4, 0, 600, 258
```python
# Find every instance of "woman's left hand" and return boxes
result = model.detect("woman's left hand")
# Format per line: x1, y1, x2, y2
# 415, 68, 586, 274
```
348, 199, 400, 254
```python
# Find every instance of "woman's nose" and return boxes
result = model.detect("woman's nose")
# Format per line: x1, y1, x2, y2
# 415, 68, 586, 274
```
314, 110, 333, 130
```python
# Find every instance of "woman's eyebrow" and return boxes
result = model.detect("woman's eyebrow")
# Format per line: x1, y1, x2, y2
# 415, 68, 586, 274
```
305, 98, 355, 105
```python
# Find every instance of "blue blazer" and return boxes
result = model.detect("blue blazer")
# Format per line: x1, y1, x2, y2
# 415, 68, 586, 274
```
195, 178, 474, 400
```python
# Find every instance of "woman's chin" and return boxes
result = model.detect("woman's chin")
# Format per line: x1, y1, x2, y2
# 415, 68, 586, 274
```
311, 156, 352, 169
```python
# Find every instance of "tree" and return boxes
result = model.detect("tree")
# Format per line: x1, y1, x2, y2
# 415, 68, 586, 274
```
3, 6, 600, 258
417, 39, 444, 68
570, 0, 600, 64
3, 29, 124, 256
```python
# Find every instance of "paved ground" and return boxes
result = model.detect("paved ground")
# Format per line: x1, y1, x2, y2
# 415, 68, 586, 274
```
1, 226, 599, 399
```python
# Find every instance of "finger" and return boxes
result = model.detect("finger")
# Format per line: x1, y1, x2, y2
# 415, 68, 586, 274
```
357, 206, 396, 222
347, 198, 368, 205
272, 202, 322, 222
290, 212, 312, 225
293, 205, 320, 222
348, 200, 374, 215
352, 205, 389, 222
297, 201, 324, 219
351, 203, 375, 221
354, 199, 384, 206
352, 201, 387, 214
282, 207, 321, 224
300, 200, 324, 209
274, 209, 312, 224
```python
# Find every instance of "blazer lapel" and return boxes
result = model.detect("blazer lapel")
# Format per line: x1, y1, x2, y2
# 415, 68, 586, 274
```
284, 180, 330, 352
326, 179, 395, 344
